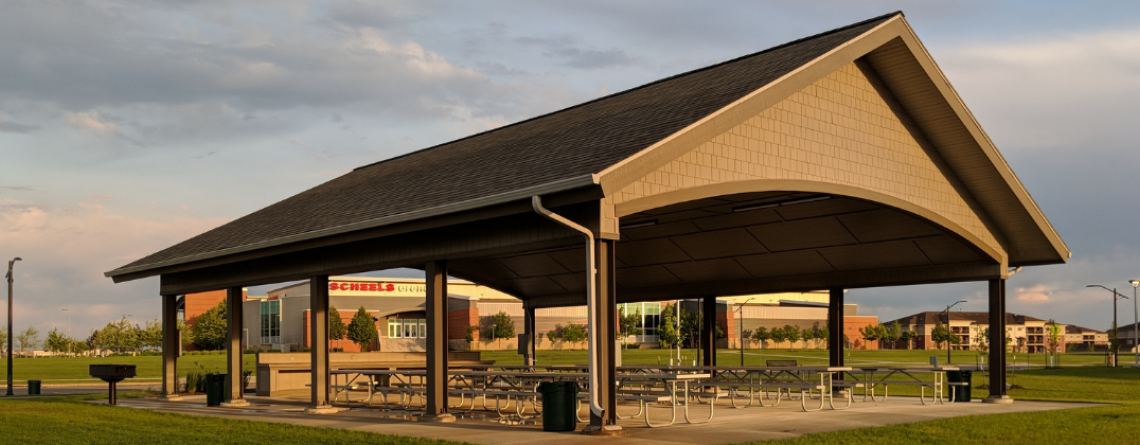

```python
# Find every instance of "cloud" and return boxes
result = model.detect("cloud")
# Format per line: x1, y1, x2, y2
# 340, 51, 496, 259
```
65, 112, 118, 136
514, 35, 648, 70
0, 197, 230, 335
0, 118, 39, 134
1016, 285, 1052, 303
1, 186, 33, 192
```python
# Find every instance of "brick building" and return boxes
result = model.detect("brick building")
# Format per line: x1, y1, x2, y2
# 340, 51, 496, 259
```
883, 311, 1067, 353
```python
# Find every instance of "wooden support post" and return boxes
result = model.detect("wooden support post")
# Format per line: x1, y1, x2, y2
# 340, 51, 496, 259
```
305, 276, 335, 413
828, 288, 844, 368
524, 305, 536, 367
589, 239, 620, 429
423, 260, 455, 422
702, 296, 717, 366
986, 279, 1012, 403
222, 286, 248, 407
161, 294, 181, 400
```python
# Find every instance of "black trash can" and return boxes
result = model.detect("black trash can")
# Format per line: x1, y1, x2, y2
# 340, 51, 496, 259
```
538, 381, 578, 432
205, 374, 226, 407
27, 380, 41, 395
947, 370, 972, 402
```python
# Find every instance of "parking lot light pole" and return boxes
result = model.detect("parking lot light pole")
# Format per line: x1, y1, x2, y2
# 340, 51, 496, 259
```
62, 308, 71, 356
1087, 285, 1129, 367
943, 300, 966, 364
736, 298, 755, 366
1130, 280, 1139, 368
6, 257, 21, 396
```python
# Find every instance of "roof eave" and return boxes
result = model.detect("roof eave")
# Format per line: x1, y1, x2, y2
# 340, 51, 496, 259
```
105, 173, 600, 282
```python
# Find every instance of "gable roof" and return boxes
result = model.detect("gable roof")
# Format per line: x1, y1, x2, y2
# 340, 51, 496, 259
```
106, 11, 1068, 282
106, 13, 897, 278
885, 311, 1046, 326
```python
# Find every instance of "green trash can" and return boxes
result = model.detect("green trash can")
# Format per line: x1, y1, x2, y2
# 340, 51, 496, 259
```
205, 374, 226, 407
538, 381, 578, 432
947, 370, 972, 402
27, 380, 41, 395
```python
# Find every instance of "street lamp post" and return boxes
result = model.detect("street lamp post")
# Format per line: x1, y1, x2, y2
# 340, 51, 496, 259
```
1087, 285, 1129, 367
1130, 280, 1139, 368
6, 257, 21, 396
736, 298, 755, 366
942, 300, 966, 364
61, 308, 71, 357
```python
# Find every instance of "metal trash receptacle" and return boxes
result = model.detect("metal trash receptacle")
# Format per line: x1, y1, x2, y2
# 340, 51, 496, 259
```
947, 370, 972, 402
27, 380, 41, 395
538, 381, 578, 432
205, 374, 226, 407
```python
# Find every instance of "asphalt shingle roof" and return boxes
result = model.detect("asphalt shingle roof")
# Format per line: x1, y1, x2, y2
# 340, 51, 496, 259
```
114, 13, 898, 273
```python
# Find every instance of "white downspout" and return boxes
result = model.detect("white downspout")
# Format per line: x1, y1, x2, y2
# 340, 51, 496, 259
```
531, 196, 605, 420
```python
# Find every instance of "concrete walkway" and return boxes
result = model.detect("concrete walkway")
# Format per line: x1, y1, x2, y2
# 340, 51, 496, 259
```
105, 393, 1097, 444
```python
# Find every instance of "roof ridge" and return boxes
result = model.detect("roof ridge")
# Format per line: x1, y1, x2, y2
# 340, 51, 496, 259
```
352, 11, 903, 173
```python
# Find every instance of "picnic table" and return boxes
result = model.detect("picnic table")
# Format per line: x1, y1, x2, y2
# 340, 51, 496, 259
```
845, 366, 959, 404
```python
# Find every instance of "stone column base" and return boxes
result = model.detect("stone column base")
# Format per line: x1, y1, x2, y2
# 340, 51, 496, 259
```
582, 425, 626, 436
417, 413, 456, 423
304, 405, 339, 414
983, 395, 1014, 404
220, 399, 250, 407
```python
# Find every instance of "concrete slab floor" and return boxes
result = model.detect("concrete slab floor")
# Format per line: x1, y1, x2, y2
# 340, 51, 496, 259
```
106, 394, 1098, 445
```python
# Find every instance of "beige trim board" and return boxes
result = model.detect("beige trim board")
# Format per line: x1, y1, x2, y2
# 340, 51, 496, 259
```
615, 179, 1006, 265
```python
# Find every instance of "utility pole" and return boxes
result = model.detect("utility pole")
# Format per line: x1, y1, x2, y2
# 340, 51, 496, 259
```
6, 257, 21, 396
737, 298, 755, 366
1131, 280, 1139, 368
62, 308, 71, 356
942, 300, 966, 364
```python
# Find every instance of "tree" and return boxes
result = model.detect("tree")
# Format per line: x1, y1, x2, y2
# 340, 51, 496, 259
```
783, 325, 801, 351
975, 328, 990, 354
347, 307, 378, 352
619, 308, 643, 349
768, 327, 787, 349
801, 327, 816, 350
328, 306, 348, 350
192, 302, 228, 350
16, 326, 40, 354
45, 328, 69, 354
818, 327, 830, 350
464, 325, 478, 350
859, 323, 881, 349
751, 326, 770, 348
0, 327, 6, 357
658, 303, 679, 349
1015, 336, 1027, 354
485, 311, 515, 350
140, 319, 163, 350
883, 321, 901, 350
1046, 320, 1063, 366
560, 323, 587, 348
931, 322, 951, 350
680, 309, 701, 348
899, 330, 917, 350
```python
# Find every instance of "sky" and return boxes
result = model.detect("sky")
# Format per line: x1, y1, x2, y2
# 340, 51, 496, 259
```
3, 1, 1140, 340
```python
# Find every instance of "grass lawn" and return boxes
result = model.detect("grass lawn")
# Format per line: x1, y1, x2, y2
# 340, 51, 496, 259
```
1, 350, 1136, 445
3, 354, 256, 384
0, 392, 470, 445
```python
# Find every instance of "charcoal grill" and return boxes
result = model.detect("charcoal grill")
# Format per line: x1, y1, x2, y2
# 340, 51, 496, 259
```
89, 364, 136, 405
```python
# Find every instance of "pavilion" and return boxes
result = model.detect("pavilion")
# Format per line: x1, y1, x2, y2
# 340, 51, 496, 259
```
105, 12, 1069, 432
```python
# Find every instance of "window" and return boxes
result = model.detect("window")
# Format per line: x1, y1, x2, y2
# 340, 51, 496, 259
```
260, 300, 281, 344
619, 303, 661, 336
387, 318, 426, 339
